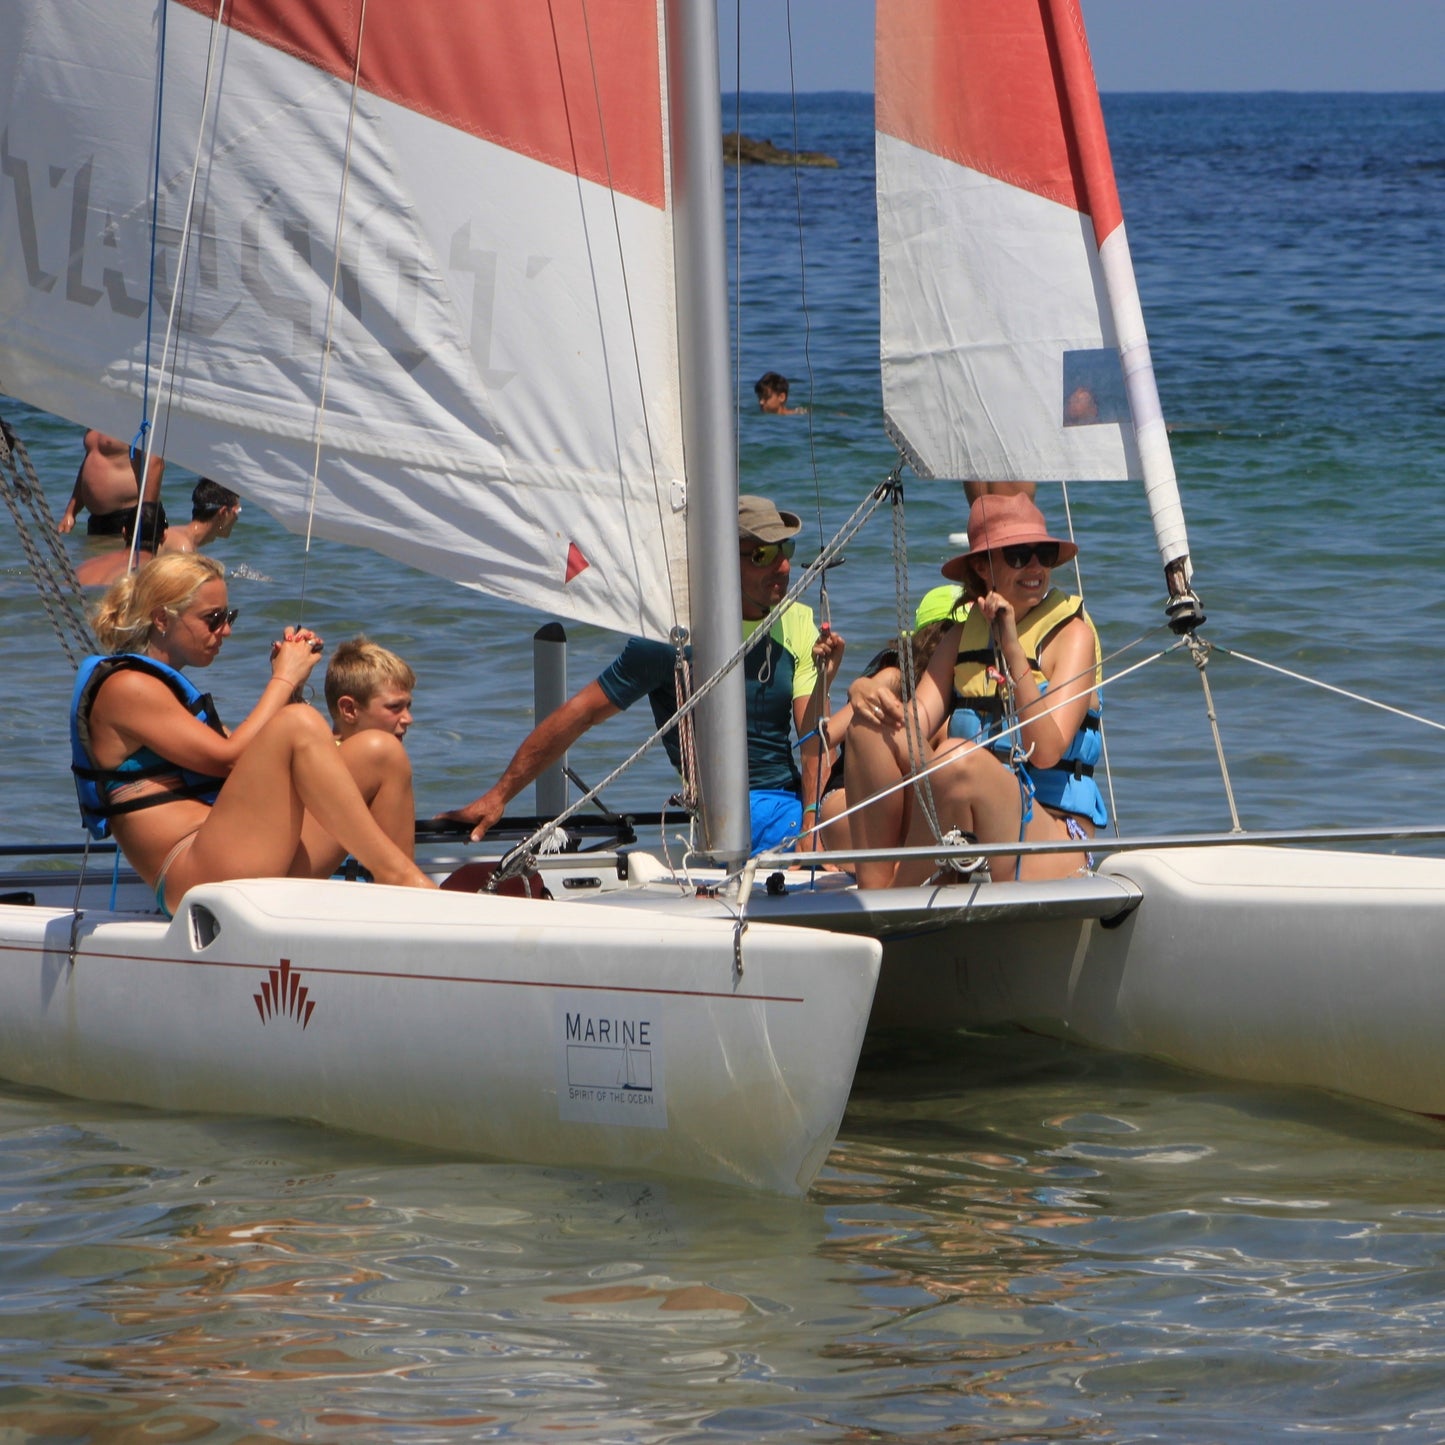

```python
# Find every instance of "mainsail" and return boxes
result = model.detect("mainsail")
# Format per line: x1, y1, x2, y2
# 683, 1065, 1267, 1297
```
876, 0, 1188, 572
0, 0, 691, 638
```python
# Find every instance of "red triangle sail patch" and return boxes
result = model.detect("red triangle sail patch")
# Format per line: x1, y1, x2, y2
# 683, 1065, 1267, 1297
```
564, 542, 589, 584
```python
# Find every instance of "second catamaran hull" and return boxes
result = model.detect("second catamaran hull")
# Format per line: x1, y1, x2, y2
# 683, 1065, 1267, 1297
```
0, 877, 880, 1195
611, 846, 1445, 1119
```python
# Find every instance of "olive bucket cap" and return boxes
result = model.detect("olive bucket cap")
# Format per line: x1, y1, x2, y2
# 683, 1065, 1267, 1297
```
737, 494, 802, 543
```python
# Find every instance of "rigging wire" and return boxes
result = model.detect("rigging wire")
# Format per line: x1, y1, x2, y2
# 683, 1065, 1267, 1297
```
781, 2, 825, 573
730, 1, 743, 482
788, 623, 1187, 862
779, 0, 838, 843
569, 0, 681, 644
1217, 646, 1445, 736
0, 419, 93, 664
124, 0, 170, 575
128, 0, 231, 576
1054, 482, 1122, 836
884, 473, 947, 850
523, 0, 698, 825
295, 0, 370, 624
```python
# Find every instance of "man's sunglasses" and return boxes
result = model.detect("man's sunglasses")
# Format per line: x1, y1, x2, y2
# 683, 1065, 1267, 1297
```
743, 538, 797, 567
998, 542, 1061, 569
197, 606, 239, 633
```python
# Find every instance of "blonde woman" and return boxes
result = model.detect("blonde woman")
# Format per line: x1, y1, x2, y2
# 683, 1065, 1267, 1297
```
71, 553, 434, 916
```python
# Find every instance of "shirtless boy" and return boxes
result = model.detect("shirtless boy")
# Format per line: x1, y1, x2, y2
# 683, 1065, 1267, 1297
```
325, 637, 415, 742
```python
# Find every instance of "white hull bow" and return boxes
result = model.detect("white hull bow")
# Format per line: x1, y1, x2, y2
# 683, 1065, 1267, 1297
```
0, 878, 880, 1195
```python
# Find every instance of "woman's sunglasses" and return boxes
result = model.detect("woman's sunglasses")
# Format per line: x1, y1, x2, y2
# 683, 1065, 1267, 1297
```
197, 606, 239, 633
998, 542, 1060, 569
743, 538, 797, 567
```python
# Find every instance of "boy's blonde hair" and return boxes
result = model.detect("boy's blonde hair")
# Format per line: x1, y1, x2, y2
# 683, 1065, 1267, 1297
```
324, 636, 415, 723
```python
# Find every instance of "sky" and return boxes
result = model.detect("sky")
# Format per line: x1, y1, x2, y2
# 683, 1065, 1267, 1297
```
717, 1, 1445, 93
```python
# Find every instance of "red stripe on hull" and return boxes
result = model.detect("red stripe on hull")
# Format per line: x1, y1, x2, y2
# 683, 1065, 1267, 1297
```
173, 0, 666, 209
877, 0, 1121, 242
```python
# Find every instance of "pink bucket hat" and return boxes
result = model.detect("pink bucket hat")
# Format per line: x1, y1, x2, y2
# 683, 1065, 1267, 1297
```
940, 492, 1077, 581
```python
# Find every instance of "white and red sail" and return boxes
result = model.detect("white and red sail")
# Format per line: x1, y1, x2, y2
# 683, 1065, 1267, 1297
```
0, 0, 691, 636
876, 0, 1187, 566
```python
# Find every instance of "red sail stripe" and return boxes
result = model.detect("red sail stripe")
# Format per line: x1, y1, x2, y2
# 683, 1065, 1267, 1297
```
876, 0, 1122, 243
173, 0, 666, 210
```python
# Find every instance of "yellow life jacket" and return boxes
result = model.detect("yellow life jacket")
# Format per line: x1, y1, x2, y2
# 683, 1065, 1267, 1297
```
950, 589, 1108, 825
953, 589, 1098, 702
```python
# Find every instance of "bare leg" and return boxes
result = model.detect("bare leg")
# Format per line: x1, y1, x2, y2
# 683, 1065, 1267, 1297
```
291, 731, 416, 878
892, 743, 1087, 885
842, 720, 912, 888
167, 706, 434, 901
817, 788, 852, 860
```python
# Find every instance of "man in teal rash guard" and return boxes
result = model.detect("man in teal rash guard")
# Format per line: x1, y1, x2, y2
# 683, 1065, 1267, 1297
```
442, 495, 845, 854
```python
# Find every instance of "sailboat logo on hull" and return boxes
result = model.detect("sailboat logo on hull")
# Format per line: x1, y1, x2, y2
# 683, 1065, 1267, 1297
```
254, 958, 316, 1029
556, 995, 667, 1130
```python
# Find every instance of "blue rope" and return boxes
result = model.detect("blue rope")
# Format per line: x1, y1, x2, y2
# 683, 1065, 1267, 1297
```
1012, 761, 1036, 881
139, 0, 169, 432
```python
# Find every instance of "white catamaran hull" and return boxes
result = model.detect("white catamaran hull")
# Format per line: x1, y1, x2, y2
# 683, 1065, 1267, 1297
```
0, 878, 880, 1194
715, 846, 1445, 1119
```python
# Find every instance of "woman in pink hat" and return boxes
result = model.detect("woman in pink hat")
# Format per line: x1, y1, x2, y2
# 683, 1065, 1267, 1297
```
843, 492, 1105, 887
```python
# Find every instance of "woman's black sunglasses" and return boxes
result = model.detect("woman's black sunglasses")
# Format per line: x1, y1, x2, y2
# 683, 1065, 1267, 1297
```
198, 606, 239, 633
999, 542, 1060, 569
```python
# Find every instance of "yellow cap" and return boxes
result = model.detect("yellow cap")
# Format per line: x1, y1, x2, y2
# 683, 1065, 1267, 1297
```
914, 584, 965, 629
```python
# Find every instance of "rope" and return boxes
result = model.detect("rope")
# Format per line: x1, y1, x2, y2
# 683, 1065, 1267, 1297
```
1054, 483, 1121, 836
885, 473, 946, 847
120, 0, 172, 576
781, 2, 825, 572
569, 0, 683, 644
729, 5, 743, 485
132, 0, 232, 573
0, 418, 94, 665
671, 629, 700, 819
296, 0, 369, 623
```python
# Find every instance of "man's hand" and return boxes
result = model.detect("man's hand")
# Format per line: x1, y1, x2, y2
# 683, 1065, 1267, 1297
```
813, 627, 846, 687
436, 789, 506, 843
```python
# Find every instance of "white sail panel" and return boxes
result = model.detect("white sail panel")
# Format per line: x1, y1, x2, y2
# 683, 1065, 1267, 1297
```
0, 0, 689, 638
877, 132, 1139, 484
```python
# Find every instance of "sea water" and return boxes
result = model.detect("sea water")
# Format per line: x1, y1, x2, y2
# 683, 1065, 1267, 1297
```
0, 91, 1443, 1440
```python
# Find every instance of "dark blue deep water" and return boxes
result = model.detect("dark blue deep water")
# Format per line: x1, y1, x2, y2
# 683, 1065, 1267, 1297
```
2, 91, 1445, 1441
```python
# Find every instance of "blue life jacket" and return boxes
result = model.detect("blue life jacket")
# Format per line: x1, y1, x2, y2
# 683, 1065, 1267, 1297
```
70, 654, 227, 840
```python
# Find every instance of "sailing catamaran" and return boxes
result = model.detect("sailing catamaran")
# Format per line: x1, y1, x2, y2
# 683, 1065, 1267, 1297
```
5, 0, 1445, 1164
0, 0, 882, 1194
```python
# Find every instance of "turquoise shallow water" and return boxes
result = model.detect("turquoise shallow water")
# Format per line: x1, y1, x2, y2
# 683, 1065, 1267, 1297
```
2, 90, 1445, 1439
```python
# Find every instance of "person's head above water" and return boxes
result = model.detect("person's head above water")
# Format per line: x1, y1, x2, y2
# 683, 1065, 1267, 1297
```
753, 371, 792, 413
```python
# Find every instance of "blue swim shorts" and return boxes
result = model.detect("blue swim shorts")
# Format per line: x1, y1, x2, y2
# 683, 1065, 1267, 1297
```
749, 789, 803, 855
